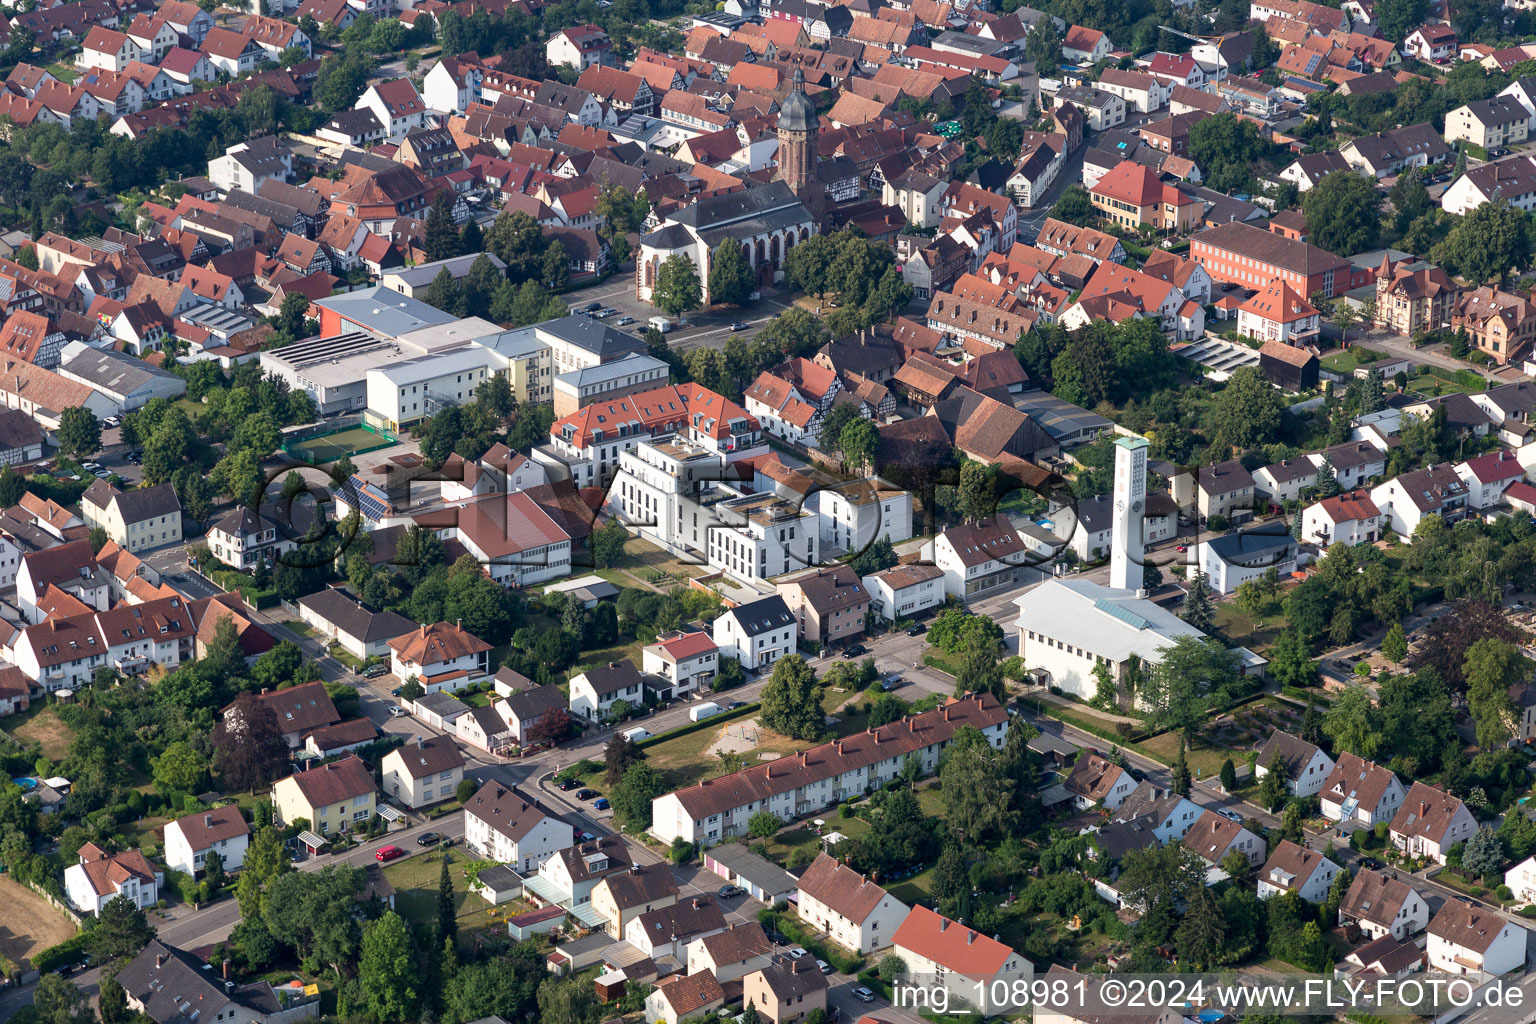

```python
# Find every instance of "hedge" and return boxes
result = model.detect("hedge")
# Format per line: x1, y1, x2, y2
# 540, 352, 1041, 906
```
32, 932, 91, 974
1016, 696, 1146, 744
1281, 686, 1331, 707
635, 702, 762, 749
758, 908, 864, 975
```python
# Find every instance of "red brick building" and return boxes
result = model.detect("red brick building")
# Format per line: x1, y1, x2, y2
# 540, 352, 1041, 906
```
1189, 221, 1359, 300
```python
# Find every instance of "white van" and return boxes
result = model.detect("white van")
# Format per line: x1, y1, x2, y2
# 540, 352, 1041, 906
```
689, 701, 723, 722
649, 315, 672, 333
622, 726, 653, 742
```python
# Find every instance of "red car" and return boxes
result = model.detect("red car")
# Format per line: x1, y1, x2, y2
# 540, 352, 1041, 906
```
375, 845, 404, 862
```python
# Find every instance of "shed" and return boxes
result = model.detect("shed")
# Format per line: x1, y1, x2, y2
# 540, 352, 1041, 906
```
1258, 340, 1319, 391
474, 864, 524, 905
507, 904, 569, 940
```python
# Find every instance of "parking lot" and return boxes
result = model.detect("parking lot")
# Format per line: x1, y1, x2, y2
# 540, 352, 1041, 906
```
559, 273, 795, 355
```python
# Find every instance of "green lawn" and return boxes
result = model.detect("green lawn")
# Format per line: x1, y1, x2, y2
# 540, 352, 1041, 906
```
44, 63, 77, 84
2, 704, 73, 760
1132, 730, 1237, 778
283, 620, 317, 638
1406, 373, 1481, 397
921, 648, 962, 676
1318, 349, 1370, 374
381, 847, 511, 945
633, 711, 814, 793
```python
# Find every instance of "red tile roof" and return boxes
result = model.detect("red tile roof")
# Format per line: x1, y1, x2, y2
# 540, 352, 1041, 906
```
891, 904, 1019, 975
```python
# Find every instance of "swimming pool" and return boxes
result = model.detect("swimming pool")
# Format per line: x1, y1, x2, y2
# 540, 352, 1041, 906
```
11, 776, 37, 791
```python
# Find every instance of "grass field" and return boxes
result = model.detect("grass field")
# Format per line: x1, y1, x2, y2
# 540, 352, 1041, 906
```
0, 877, 77, 969
3, 705, 73, 760
1133, 730, 1235, 778
286, 426, 393, 465
382, 848, 512, 946
1406, 373, 1479, 397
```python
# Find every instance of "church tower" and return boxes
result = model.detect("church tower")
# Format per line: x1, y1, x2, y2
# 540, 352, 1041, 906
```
1110, 435, 1148, 594
776, 68, 815, 193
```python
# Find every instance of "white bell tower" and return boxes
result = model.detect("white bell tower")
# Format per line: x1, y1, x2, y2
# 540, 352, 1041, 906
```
1110, 435, 1148, 593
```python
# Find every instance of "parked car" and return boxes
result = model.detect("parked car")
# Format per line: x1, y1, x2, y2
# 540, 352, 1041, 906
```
816, 959, 832, 975
718, 884, 743, 898
584, 301, 602, 312
788, 947, 809, 960
376, 845, 405, 862
731, 322, 748, 331
559, 778, 580, 791
841, 644, 867, 658
578, 831, 596, 843
416, 832, 441, 847
388, 706, 407, 718
576, 788, 598, 800
363, 663, 389, 678
594, 797, 610, 810
617, 316, 636, 325
725, 700, 747, 710
852, 988, 875, 1003
906, 623, 927, 636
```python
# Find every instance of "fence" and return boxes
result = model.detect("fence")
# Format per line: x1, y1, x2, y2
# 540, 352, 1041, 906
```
23, 878, 83, 928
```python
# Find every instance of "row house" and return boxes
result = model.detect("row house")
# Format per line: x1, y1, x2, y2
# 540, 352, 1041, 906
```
14, 594, 197, 690
650, 693, 1010, 846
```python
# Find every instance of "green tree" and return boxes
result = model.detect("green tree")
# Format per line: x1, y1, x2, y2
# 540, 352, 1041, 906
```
437, 855, 457, 947
1175, 883, 1228, 968
1266, 629, 1317, 688
359, 912, 419, 1023
542, 239, 569, 291
538, 975, 601, 1024
56, 407, 101, 460
747, 810, 781, 838
424, 266, 464, 316
1435, 199, 1532, 286
91, 894, 155, 960
784, 233, 836, 297
838, 418, 878, 474
591, 517, 630, 569
939, 726, 1015, 841
1463, 825, 1504, 877
1091, 660, 1118, 710
1323, 685, 1382, 757
1374, 0, 1428, 39
1303, 171, 1383, 256
424, 191, 462, 263
876, 952, 908, 983
98, 973, 129, 1024
652, 253, 702, 317
30, 974, 94, 1024
758, 655, 824, 740
1258, 752, 1289, 811
708, 237, 755, 306
1183, 569, 1216, 633
1382, 622, 1408, 665
1463, 638, 1526, 748
150, 740, 208, 792
1139, 635, 1240, 738
1170, 736, 1191, 796
608, 760, 666, 829
1049, 184, 1094, 226
1220, 758, 1237, 791
1210, 366, 1284, 454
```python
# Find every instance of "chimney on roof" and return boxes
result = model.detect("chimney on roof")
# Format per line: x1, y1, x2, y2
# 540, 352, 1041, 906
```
156, 953, 165, 969
420, 623, 426, 635
939, 917, 950, 932
968, 931, 976, 945
205, 814, 213, 826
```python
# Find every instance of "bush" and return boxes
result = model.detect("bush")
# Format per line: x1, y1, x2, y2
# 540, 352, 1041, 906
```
32, 933, 92, 974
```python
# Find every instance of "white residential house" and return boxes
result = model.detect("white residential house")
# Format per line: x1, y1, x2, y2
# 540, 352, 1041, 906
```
686, 925, 775, 984
1319, 753, 1406, 826
890, 905, 1032, 1011
1427, 902, 1527, 975
1194, 525, 1299, 595
1455, 449, 1527, 509
1256, 840, 1339, 903
1254, 731, 1336, 799
1371, 463, 1470, 538
1301, 491, 1382, 547
1390, 782, 1477, 863
794, 853, 910, 955
1183, 810, 1265, 868
387, 621, 492, 694
64, 843, 159, 915
381, 735, 465, 809
642, 630, 718, 701
1504, 856, 1536, 903
934, 516, 1030, 599
1063, 753, 1135, 811
863, 562, 946, 622
710, 595, 797, 671
462, 780, 572, 873
568, 660, 644, 721
161, 807, 249, 879
1341, 869, 1431, 941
